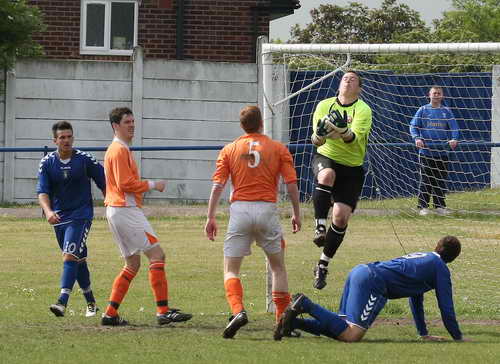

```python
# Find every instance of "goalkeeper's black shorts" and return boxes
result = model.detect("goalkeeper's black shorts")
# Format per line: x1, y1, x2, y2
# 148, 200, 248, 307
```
312, 153, 365, 212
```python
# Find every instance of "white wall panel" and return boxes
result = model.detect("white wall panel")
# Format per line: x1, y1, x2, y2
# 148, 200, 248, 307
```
143, 99, 248, 122
17, 79, 131, 101
144, 60, 256, 82
144, 79, 256, 102
16, 60, 132, 81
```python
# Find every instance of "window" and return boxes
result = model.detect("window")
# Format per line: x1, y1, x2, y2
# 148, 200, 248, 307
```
81, 0, 138, 55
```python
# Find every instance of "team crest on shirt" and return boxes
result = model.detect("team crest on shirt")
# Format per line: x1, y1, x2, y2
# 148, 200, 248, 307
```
61, 166, 71, 179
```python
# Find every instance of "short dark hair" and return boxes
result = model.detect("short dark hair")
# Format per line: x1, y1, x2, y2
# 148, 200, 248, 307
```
344, 70, 362, 87
52, 121, 73, 138
240, 106, 262, 133
435, 235, 461, 263
429, 85, 444, 92
109, 107, 133, 126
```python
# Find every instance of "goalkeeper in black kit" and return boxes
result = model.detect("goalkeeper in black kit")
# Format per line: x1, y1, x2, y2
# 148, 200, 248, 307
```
310, 70, 372, 290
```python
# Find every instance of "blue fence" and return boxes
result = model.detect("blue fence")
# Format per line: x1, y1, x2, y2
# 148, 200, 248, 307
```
288, 70, 493, 200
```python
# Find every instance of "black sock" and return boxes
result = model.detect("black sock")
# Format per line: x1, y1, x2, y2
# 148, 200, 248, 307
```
313, 184, 332, 220
321, 223, 347, 266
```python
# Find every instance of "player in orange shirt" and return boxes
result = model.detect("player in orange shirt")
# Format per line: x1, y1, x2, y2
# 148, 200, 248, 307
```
101, 107, 192, 326
205, 105, 301, 339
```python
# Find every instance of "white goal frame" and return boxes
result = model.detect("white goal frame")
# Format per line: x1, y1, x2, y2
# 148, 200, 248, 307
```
258, 38, 500, 312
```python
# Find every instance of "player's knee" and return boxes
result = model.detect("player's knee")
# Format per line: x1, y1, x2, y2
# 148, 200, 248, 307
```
266, 251, 285, 270
145, 245, 165, 262
337, 326, 365, 342
149, 249, 165, 262
126, 261, 140, 272
332, 208, 351, 227
125, 254, 141, 272
317, 169, 335, 186
332, 216, 349, 228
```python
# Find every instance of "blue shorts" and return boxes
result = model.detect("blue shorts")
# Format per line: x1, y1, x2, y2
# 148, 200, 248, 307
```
338, 264, 387, 330
54, 220, 92, 259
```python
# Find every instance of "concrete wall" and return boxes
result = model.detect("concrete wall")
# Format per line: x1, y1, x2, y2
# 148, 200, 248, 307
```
2, 54, 257, 203
142, 59, 256, 201
8, 61, 131, 203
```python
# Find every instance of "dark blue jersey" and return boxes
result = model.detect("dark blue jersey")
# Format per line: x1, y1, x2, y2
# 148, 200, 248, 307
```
36, 149, 105, 223
370, 252, 462, 340
409, 104, 460, 158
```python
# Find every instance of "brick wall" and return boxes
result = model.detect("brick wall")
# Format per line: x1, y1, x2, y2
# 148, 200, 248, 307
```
28, 0, 271, 63
182, 0, 270, 62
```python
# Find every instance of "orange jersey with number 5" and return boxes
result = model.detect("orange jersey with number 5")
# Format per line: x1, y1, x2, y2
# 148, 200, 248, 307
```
212, 133, 297, 203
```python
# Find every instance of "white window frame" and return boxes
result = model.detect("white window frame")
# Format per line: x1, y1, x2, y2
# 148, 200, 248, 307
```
80, 0, 139, 56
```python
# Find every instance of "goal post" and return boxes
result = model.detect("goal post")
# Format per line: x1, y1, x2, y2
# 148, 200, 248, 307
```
258, 39, 500, 313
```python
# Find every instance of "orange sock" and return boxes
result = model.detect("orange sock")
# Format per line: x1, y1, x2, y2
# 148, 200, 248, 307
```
105, 267, 137, 317
272, 291, 291, 323
224, 277, 244, 315
149, 260, 169, 315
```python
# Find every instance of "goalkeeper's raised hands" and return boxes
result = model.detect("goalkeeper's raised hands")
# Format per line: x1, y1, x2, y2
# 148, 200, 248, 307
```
329, 110, 348, 133
312, 115, 343, 146
329, 110, 354, 140
316, 116, 335, 136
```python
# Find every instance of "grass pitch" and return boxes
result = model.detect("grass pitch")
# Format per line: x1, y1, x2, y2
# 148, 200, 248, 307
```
0, 210, 499, 364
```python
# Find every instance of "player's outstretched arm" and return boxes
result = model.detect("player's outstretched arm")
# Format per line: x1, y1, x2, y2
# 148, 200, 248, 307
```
286, 182, 301, 233
205, 183, 225, 241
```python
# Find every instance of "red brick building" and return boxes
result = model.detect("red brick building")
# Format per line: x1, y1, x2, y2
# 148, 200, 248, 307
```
29, 0, 300, 62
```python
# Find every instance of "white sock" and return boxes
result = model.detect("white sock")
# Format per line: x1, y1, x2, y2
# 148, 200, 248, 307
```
320, 253, 331, 263
315, 219, 326, 227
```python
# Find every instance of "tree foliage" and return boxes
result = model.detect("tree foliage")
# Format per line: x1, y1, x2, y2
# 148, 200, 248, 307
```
436, 0, 500, 42
290, 0, 427, 44
285, 0, 500, 72
0, 0, 45, 71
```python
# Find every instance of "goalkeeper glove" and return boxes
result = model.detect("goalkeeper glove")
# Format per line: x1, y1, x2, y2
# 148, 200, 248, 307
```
328, 110, 353, 140
316, 116, 334, 137
314, 116, 342, 145
311, 133, 326, 146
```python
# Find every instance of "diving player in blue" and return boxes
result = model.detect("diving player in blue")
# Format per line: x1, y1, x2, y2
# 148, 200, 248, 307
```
37, 121, 106, 318
274, 236, 470, 342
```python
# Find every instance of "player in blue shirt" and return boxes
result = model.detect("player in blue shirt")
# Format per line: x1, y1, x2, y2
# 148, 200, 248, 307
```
410, 86, 460, 216
275, 236, 470, 342
37, 121, 106, 318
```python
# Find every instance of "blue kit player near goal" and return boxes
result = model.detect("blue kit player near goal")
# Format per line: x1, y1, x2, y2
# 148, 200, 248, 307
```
275, 236, 470, 342
37, 121, 106, 318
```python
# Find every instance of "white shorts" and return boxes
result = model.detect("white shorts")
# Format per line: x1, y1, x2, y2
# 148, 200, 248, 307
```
106, 206, 159, 257
224, 201, 283, 257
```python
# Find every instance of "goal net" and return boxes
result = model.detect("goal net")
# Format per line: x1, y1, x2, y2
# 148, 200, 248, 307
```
260, 41, 500, 319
